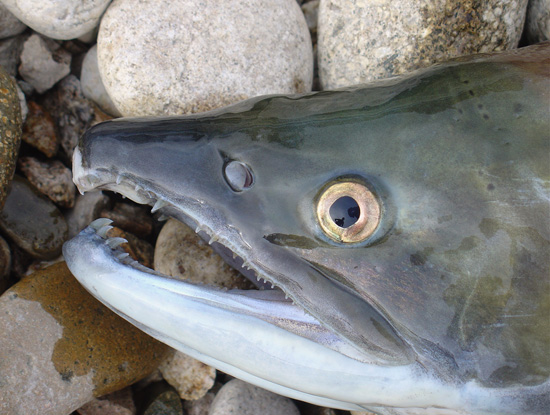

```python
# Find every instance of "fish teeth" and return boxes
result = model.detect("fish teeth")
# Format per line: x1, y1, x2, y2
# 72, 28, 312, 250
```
106, 237, 127, 249
115, 252, 130, 260
97, 225, 114, 238
135, 184, 143, 192
115, 175, 123, 185
89, 218, 113, 232
208, 235, 218, 245
158, 214, 168, 221
151, 199, 168, 213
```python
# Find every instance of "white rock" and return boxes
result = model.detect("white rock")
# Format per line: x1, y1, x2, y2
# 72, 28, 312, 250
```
0, 2, 26, 39
318, 0, 528, 89
18, 34, 71, 93
81, 45, 121, 116
97, 0, 313, 117
0, 0, 111, 40
526, 0, 550, 43
209, 379, 300, 415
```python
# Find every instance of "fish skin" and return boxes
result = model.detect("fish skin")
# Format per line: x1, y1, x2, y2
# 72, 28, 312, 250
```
65, 42, 550, 414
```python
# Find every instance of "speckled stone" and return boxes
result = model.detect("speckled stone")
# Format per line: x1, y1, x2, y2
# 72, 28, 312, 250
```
81, 44, 121, 117
18, 33, 71, 93
318, 0, 529, 88
0, 262, 170, 415
0, 65, 21, 211
0, 0, 111, 40
525, 0, 550, 43
18, 157, 75, 207
0, 175, 68, 259
98, 0, 313, 116
159, 351, 216, 400
21, 100, 59, 157
77, 388, 136, 415
154, 218, 254, 289
0, 2, 26, 39
209, 379, 300, 415
43, 74, 94, 158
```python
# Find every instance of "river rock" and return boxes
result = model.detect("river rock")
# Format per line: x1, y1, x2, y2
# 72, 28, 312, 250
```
159, 351, 216, 400
0, 235, 10, 293
66, 190, 110, 238
100, 202, 154, 239
0, 2, 26, 39
0, 262, 170, 415
0, 34, 25, 76
97, 0, 312, 116
140, 383, 183, 415
525, 0, 550, 42
18, 34, 71, 93
154, 218, 254, 289
0, 67, 21, 210
318, 0, 529, 88
209, 379, 300, 415
21, 100, 59, 157
0, 175, 67, 259
0, 0, 111, 40
43, 74, 94, 158
81, 44, 121, 117
18, 156, 75, 207
77, 388, 136, 415
183, 390, 216, 415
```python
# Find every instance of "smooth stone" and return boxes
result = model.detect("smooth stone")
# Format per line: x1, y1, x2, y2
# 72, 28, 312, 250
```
182, 390, 215, 415
81, 45, 121, 117
0, 175, 68, 259
66, 190, 110, 239
0, 65, 21, 210
154, 218, 254, 289
43, 74, 94, 158
18, 34, 71, 93
0, 2, 26, 39
100, 202, 154, 239
0, 34, 25, 76
77, 388, 136, 415
18, 156, 75, 207
318, 0, 529, 88
21, 100, 59, 157
0, 262, 170, 415
301, 0, 319, 34
0, 0, 111, 40
0, 235, 10, 293
142, 383, 183, 415
209, 379, 300, 415
159, 351, 216, 400
525, 0, 550, 42
98, 0, 312, 116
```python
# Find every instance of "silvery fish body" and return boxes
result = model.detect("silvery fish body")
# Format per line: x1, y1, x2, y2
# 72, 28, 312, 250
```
64, 43, 550, 414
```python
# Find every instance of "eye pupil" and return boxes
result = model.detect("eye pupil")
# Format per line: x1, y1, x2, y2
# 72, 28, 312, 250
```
329, 196, 361, 228
224, 161, 254, 192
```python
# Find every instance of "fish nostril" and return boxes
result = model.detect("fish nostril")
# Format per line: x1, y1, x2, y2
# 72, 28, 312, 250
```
224, 161, 254, 192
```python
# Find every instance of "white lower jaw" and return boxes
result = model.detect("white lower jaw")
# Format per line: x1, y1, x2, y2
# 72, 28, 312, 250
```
62, 222, 501, 414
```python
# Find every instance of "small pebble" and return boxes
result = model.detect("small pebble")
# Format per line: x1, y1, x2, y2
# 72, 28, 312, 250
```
21, 100, 59, 157
18, 33, 71, 93
318, 0, 529, 88
0, 2, 26, 39
18, 156, 75, 207
0, 262, 170, 414
43, 74, 94, 158
159, 351, 216, 400
0, 175, 67, 259
81, 44, 121, 116
77, 388, 136, 415
66, 190, 110, 238
97, 0, 312, 116
0, 65, 22, 210
100, 202, 154, 238
142, 383, 183, 415
525, 0, 550, 43
0, 34, 25, 77
0, 0, 112, 40
183, 390, 216, 415
209, 379, 300, 415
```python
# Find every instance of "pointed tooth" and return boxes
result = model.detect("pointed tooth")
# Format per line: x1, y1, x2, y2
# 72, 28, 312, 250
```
116, 252, 130, 260
89, 218, 113, 231
158, 214, 168, 221
97, 225, 113, 238
208, 236, 218, 245
232, 252, 237, 259
116, 175, 122, 185
135, 184, 143, 192
106, 237, 127, 249
78, 188, 85, 195
151, 199, 168, 213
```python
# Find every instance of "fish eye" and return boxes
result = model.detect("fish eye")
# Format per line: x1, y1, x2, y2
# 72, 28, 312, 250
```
316, 180, 381, 243
224, 161, 254, 192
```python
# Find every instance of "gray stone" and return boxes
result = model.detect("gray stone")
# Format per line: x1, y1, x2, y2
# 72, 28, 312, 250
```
182, 391, 215, 415
0, 0, 111, 40
18, 34, 71, 93
18, 156, 76, 208
0, 2, 26, 39
0, 34, 25, 76
97, 0, 313, 116
142, 384, 183, 415
525, 0, 550, 43
66, 190, 110, 238
318, 0, 529, 88
0, 175, 68, 259
77, 388, 136, 415
209, 379, 300, 415
81, 45, 121, 117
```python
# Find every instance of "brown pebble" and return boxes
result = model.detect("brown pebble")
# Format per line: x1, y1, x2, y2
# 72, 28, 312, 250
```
21, 101, 59, 157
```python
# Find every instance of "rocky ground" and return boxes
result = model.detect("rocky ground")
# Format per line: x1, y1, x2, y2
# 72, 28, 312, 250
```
0, 0, 548, 414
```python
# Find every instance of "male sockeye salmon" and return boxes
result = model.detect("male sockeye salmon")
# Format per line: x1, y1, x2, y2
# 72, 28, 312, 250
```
64, 42, 550, 415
